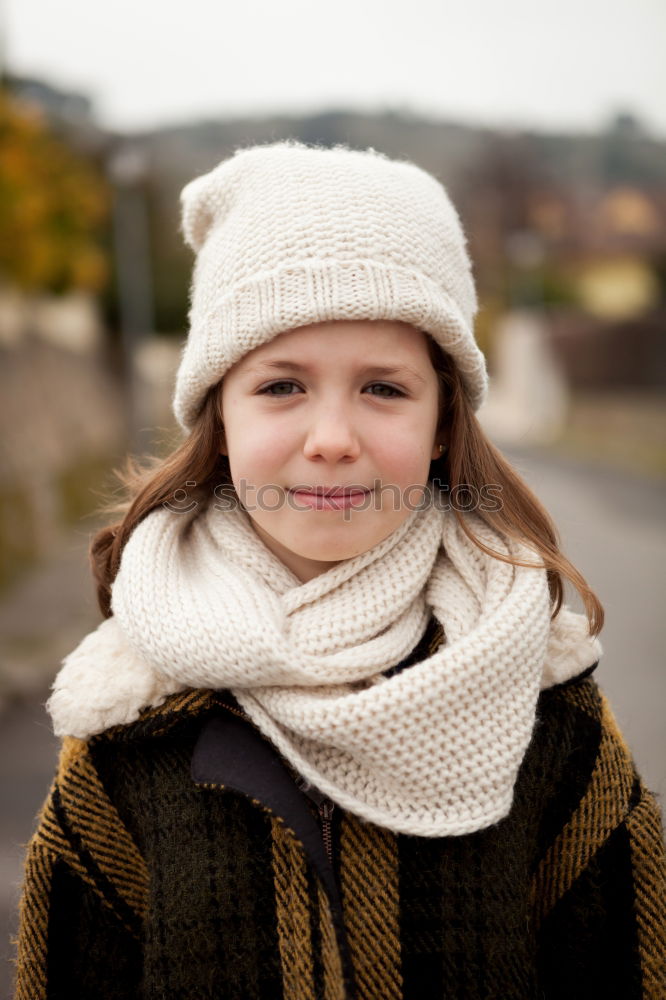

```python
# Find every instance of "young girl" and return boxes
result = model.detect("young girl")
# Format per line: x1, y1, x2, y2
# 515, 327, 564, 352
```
14, 141, 665, 999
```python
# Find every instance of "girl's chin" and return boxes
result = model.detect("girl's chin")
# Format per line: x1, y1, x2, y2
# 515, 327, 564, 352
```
254, 516, 406, 565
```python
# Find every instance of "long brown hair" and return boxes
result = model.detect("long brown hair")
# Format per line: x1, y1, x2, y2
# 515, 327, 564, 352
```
90, 339, 603, 635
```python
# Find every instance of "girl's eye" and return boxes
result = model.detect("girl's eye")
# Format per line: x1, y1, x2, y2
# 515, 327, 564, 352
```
258, 381, 405, 398
366, 383, 405, 398
259, 380, 302, 396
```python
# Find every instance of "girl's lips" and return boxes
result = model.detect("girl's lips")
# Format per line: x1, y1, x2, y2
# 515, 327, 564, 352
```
290, 489, 371, 511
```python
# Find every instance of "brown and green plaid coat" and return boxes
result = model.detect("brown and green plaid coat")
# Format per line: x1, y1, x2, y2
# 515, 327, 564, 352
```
13, 620, 666, 999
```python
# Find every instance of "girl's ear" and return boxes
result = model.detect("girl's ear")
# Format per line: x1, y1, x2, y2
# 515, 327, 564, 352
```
431, 440, 448, 461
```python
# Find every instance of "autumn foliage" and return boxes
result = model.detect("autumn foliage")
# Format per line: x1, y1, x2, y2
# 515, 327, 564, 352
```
0, 91, 110, 293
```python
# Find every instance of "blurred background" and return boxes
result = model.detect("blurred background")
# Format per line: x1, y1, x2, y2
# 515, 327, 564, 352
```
1, 0, 665, 990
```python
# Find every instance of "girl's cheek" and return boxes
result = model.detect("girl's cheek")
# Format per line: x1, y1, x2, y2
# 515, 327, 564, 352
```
245, 436, 289, 470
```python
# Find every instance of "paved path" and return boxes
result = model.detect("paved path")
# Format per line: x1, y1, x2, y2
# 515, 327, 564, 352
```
2, 449, 664, 994
504, 446, 665, 799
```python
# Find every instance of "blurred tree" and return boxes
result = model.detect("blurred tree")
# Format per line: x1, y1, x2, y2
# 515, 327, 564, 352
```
0, 90, 110, 293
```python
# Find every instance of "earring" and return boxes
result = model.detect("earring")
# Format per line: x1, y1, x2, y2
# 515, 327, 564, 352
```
438, 444, 446, 455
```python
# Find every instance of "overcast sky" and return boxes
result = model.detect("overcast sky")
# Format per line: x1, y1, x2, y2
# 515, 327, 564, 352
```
4, 0, 666, 136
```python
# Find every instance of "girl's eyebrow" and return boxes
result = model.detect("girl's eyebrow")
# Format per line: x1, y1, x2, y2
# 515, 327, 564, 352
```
246, 360, 427, 384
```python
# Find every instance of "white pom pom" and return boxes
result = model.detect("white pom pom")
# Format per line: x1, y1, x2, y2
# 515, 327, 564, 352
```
47, 617, 187, 739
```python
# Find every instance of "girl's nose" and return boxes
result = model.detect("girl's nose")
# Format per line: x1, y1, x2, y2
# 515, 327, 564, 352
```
302, 408, 361, 463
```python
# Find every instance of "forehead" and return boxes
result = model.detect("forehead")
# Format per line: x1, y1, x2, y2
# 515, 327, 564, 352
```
238, 320, 432, 368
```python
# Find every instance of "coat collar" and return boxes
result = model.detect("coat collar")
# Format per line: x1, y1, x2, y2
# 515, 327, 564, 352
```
191, 702, 356, 993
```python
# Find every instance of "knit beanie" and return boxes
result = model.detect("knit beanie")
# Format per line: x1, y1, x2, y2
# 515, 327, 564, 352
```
174, 140, 487, 431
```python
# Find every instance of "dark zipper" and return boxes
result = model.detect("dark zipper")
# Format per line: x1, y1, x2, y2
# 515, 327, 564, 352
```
219, 698, 338, 870
217, 698, 249, 721
319, 798, 335, 866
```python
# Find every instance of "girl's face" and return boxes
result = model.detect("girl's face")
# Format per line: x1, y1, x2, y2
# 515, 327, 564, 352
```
219, 320, 442, 582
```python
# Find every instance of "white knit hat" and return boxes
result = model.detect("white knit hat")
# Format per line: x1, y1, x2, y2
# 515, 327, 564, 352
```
174, 140, 488, 430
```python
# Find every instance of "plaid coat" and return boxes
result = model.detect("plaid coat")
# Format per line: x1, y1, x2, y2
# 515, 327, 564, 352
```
13, 620, 666, 999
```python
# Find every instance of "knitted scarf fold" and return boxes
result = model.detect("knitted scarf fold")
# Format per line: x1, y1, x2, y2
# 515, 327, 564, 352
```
48, 499, 602, 837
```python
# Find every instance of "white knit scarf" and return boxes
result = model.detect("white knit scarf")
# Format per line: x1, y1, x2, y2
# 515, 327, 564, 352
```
48, 498, 602, 837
